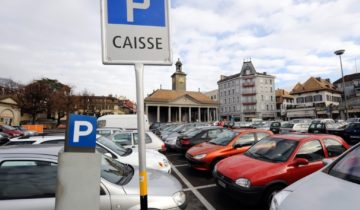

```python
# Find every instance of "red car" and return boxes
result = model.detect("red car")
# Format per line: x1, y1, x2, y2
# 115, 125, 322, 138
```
213, 134, 350, 208
186, 129, 273, 171
0, 125, 23, 137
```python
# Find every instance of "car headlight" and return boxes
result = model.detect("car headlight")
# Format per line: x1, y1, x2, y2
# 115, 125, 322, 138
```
172, 191, 186, 206
270, 190, 292, 210
193, 154, 207, 160
235, 178, 251, 188
158, 158, 169, 168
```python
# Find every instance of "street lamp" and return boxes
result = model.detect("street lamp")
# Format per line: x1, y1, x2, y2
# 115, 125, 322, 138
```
334, 49, 349, 120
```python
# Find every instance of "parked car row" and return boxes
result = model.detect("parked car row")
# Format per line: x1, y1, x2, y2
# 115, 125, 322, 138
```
147, 121, 354, 208
0, 144, 186, 210
0, 125, 38, 138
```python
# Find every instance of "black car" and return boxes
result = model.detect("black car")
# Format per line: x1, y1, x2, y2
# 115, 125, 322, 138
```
269, 121, 282, 134
175, 127, 224, 152
340, 122, 360, 145
308, 122, 338, 134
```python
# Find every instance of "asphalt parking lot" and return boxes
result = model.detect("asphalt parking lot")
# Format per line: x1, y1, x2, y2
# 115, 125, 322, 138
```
164, 150, 264, 210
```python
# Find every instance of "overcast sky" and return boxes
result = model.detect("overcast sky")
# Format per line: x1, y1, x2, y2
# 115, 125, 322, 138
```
1, 0, 360, 101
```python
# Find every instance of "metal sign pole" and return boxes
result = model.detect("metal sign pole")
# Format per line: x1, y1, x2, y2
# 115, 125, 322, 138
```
134, 63, 147, 210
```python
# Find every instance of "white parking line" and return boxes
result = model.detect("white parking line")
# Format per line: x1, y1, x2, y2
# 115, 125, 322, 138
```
171, 164, 216, 210
183, 184, 217, 192
173, 164, 189, 167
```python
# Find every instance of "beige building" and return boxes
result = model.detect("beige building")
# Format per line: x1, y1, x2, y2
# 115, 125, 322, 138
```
288, 77, 342, 119
0, 96, 21, 126
145, 59, 219, 123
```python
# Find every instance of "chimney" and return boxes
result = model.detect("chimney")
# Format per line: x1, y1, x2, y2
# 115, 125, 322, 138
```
263, 72, 267, 75
315, 77, 321, 81
220, 75, 227, 80
325, 78, 331, 83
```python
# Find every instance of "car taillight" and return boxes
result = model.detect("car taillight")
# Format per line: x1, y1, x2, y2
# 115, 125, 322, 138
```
180, 139, 190, 145
161, 144, 166, 152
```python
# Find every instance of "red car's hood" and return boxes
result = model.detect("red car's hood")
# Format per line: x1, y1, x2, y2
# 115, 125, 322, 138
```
187, 142, 223, 156
217, 154, 280, 181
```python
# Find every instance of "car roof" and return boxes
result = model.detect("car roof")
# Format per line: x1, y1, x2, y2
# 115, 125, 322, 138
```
0, 144, 63, 156
271, 133, 338, 141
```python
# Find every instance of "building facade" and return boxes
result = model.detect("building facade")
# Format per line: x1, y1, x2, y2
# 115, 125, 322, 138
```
203, 89, 219, 101
275, 89, 295, 120
333, 72, 360, 118
287, 77, 342, 119
218, 60, 276, 121
145, 59, 218, 124
0, 96, 21, 126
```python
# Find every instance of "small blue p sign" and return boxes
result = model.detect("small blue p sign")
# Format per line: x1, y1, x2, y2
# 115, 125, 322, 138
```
66, 114, 97, 152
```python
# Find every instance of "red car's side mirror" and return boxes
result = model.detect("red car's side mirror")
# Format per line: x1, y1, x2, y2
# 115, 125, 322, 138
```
290, 158, 309, 167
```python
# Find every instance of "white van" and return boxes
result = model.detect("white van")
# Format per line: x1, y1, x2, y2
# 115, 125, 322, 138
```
97, 114, 150, 131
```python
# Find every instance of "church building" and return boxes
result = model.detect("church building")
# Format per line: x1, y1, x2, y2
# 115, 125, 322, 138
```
145, 59, 219, 123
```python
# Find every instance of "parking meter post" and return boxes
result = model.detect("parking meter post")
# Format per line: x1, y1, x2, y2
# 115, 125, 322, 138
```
135, 63, 148, 210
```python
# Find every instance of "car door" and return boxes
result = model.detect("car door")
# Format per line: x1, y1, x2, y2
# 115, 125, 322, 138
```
0, 159, 111, 210
229, 133, 256, 157
286, 140, 326, 184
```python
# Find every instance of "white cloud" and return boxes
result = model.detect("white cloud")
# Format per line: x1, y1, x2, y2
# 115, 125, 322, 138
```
0, 0, 360, 101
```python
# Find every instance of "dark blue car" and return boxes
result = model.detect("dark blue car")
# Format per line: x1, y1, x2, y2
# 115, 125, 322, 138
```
341, 122, 360, 145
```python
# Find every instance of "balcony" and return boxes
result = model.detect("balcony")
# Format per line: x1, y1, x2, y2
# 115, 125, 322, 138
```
242, 83, 255, 88
243, 110, 256, 114
242, 101, 257, 105
242, 92, 256, 96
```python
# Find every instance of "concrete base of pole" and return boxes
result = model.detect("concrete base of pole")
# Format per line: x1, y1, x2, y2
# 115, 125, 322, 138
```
55, 152, 101, 210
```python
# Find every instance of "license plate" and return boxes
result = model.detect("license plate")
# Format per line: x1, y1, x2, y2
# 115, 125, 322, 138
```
218, 180, 226, 188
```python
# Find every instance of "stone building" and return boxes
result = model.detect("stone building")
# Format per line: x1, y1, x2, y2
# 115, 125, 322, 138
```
145, 59, 219, 123
218, 60, 276, 121
333, 72, 360, 118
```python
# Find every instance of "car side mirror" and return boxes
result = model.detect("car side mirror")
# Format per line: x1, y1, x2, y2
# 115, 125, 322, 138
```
290, 158, 309, 167
104, 153, 113, 158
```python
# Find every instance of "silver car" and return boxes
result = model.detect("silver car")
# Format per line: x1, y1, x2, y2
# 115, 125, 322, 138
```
0, 145, 186, 210
271, 142, 360, 210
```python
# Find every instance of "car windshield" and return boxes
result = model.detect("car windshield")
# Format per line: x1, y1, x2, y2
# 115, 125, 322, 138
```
245, 137, 298, 163
172, 124, 186, 132
328, 145, 360, 184
185, 128, 203, 138
209, 130, 237, 146
97, 136, 129, 156
281, 123, 294, 128
101, 156, 134, 185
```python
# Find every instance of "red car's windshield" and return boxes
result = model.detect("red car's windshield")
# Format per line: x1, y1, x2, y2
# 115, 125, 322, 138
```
245, 137, 298, 163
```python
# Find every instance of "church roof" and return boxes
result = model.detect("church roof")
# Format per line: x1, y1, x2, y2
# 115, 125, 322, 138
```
145, 89, 218, 105
290, 77, 340, 94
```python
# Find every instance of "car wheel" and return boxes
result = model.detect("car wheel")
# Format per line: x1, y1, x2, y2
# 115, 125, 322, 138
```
262, 184, 286, 209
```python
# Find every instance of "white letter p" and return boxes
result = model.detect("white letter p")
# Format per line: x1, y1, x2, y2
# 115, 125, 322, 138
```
126, 0, 150, 22
73, 121, 93, 143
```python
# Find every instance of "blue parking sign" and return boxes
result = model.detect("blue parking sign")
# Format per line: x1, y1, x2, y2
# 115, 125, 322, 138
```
66, 114, 97, 152
107, 0, 166, 27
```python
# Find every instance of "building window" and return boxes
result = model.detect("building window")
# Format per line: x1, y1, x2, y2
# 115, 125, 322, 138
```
313, 95, 322, 102
270, 79, 272, 84
262, 95, 264, 101
296, 97, 304, 103
232, 89, 235, 94
228, 90, 230, 95
270, 87, 272, 92
305, 96, 313, 103
271, 96, 273, 101
224, 99, 226, 104
267, 105, 269, 111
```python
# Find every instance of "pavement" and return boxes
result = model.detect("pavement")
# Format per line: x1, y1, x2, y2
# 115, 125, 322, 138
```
164, 150, 265, 210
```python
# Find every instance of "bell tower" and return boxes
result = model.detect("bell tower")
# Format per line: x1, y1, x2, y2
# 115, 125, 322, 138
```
171, 58, 186, 91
